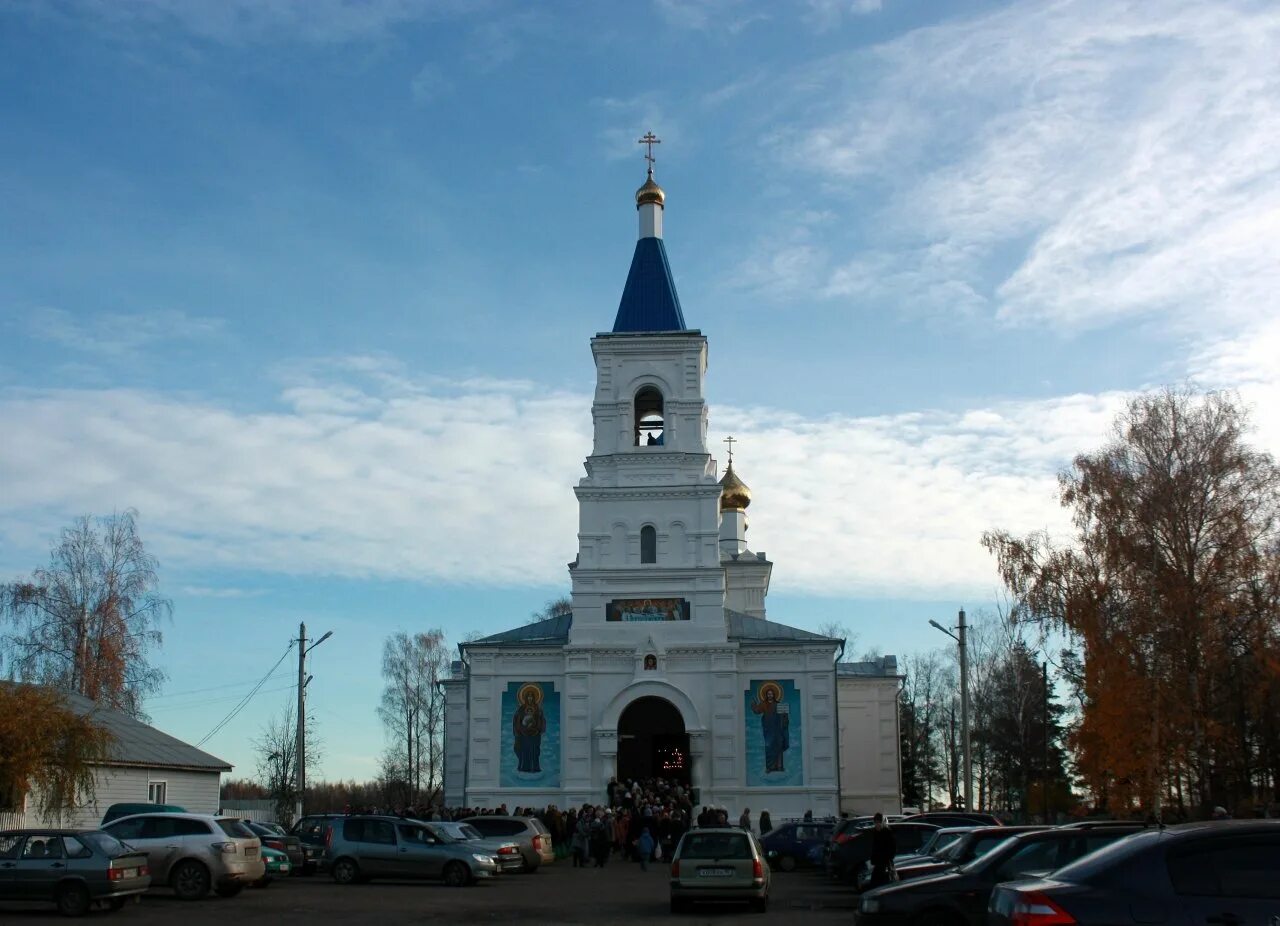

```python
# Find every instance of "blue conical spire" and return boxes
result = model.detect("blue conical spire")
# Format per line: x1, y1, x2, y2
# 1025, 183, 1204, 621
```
611, 167, 688, 333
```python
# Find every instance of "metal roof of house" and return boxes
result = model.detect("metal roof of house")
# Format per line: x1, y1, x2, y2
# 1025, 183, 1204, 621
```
463, 610, 841, 649
725, 610, 839, 644
837, 655, 902, 678
465, 612, 574, 647
60, 690, 232, 772
611, 237, 688, 333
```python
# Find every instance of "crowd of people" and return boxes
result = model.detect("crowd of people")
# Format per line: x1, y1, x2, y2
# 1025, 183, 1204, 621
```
337, 775, 790, 870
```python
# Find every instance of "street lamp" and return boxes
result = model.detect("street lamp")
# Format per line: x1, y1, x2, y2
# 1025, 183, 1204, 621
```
930, 609, 971, 812
296, 624, 333, 822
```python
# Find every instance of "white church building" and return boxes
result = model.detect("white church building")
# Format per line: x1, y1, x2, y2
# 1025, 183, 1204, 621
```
442, 159, 902, 819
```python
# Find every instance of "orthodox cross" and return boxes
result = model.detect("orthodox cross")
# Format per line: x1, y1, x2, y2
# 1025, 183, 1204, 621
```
724, 435, 736, 464
638, 131, 661, 170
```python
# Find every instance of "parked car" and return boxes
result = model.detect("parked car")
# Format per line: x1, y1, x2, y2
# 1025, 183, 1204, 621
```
431, 821, 525, 874
761, 821, 833, 871
459, 815, 554, 872
906, 812, 1004, 828
100, 804, 186, 825
827, 822, 940, 883
242, 821, 304, 872
0, 829, 150, 917
894, 826, 1046, 882
103, 812, 263, 900
670, 827, 771, 914
323, 815, 498, 886
855, 823, 1149, 926
894, 826, 977, 866
989, 820, 1280, 926
290, 813, 345, 874
252, 846, 292, 888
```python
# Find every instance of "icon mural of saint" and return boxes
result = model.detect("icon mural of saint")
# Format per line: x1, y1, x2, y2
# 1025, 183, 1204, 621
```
750, 681, 789, 773
513, 683, 546, 774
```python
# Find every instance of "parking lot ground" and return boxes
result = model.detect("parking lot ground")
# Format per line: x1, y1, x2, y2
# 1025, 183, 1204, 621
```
2, 863, 858, 924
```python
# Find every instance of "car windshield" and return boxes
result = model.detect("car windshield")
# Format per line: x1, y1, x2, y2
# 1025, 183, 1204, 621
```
957, 836, 1020, 873
216, 819, 255, 839
422, 823, 456, 844
681, 833, 752, 860
82, 833, 130, 858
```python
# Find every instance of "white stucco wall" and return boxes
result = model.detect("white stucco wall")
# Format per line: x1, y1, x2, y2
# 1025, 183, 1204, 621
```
836, 669, 903, 815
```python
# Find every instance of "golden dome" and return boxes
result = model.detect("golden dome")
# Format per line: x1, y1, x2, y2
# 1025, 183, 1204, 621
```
636, 171, 665, 208
719, 461, 752, 511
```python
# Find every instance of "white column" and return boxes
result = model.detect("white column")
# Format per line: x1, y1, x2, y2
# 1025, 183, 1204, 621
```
638, 202, 663, 239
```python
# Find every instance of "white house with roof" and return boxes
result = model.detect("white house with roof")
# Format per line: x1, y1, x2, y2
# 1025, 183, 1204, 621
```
441, 162, 902, 819
1, 689, 232, 829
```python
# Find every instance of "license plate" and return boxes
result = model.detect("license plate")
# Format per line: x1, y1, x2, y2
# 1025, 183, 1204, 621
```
698, 868, 735, 877
279, 864, 291, 872
120, 868, 138, 878
245, 847, 258, 856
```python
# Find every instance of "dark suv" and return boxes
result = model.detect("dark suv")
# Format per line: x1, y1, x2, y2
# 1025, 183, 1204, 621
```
290, 814, 344, 874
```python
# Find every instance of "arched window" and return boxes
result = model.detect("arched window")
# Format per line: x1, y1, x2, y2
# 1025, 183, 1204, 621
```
644, 654, 658, 671
635, 387, 664, 446
640, 525, 657, 563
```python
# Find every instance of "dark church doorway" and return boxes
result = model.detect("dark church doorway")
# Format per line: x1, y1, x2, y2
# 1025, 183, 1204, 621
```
617, 696, 690, 784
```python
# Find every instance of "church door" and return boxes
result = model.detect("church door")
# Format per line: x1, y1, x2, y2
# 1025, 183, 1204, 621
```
617, 697, 690, 784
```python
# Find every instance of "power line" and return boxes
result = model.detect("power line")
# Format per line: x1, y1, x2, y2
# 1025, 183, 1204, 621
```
148, 682, 297, 714
196, 643, 295, 748
148, 673, 290, 701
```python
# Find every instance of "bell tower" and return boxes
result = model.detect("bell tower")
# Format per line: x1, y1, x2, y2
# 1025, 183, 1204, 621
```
568, 149, 728, 646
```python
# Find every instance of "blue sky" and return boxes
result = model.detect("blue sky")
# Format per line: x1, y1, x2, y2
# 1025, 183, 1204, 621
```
2, 0, 1278, 781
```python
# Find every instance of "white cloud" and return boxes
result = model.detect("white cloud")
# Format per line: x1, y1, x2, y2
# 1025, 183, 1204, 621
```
24, 307, 224, 357
767, 0, 1280, 342
6, 362, 1238, 600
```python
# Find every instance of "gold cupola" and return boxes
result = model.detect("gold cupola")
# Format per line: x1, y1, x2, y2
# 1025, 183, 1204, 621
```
636, 170, 665, 208
719, 460, 752, 511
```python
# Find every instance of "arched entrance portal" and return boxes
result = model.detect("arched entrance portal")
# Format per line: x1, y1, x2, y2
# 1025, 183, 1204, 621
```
617, 697, 690, 784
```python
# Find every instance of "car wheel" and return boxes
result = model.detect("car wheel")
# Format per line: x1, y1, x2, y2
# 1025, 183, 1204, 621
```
215, 882, 244, 898
171, 860, 212, 901
331, 858, 360, 885
670, 898, 688, 914
752, 896, 769, 914
56, 881, 91, 917
778, 854, 797, 872
105, 898, 127, 913
442, 862, 470, 888
251, 877, 270, 889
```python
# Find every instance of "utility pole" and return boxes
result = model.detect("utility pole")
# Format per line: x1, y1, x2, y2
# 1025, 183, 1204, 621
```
929, 609, 972, 811
296, 622, 307, 825
295, 622, 333, 825
1043, 661, 1050, 824
959, 609, 971, 812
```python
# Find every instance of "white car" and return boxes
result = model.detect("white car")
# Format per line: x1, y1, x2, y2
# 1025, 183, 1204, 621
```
104, 812, 264, 900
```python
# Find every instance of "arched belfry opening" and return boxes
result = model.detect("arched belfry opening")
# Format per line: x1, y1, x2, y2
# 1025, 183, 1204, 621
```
635, 386, 665, 446
617, 696, 689, 783
640, 525, 657, 563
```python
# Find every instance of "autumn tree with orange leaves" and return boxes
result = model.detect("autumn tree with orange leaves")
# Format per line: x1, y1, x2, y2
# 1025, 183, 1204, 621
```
2, 510, 169, 719
984, 388, 1280, 819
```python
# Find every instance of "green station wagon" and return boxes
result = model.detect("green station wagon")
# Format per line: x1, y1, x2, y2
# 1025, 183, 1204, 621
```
0, 829, 150, 917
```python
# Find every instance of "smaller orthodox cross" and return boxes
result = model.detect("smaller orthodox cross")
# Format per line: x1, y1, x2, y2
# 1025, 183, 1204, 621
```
724, 435, 736, 464
638, 131, 661, 171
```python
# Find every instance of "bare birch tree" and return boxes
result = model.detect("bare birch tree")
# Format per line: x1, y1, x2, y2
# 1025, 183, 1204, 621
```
378, 630, 450, 804
2, 510, 168, 718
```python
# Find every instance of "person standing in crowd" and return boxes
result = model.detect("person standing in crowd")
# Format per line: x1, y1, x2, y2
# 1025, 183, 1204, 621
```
637, 826, 655, 871
572, 806, 591, 868
590, 809, 611, 868
739, 807, 752, 833
868, 812, 897, 888
758, 810, 772, 835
